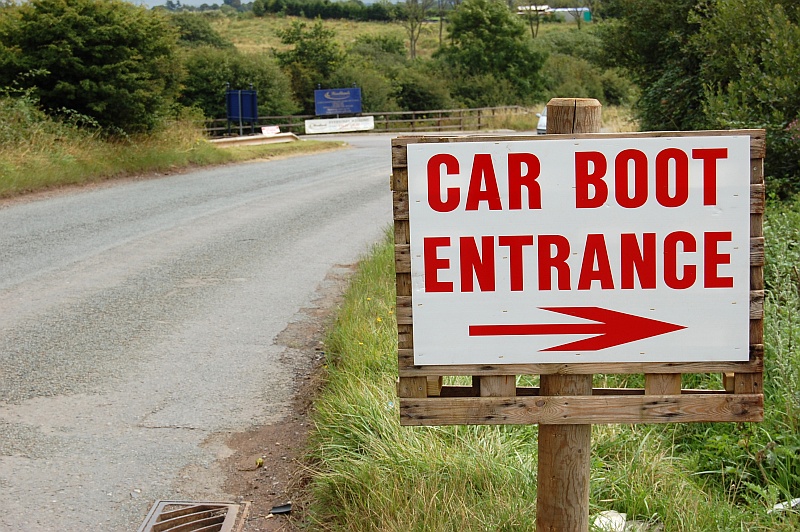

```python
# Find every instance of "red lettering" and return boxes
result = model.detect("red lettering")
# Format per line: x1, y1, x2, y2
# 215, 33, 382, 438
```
499, 235, 534, 291
664, 231, 696, 289
692, 148, 728, 206
508, 153, 542, 210
538, 235, 571, 290
424, 237, 453, 292
460, 236, 495, 292
427, 154, 460, 212
655, 148, 689, 207
621, 233, 656, 289
575, 151, 608, 208
704, 231, 734, 288
466, 154, 502, 211
578, 234, 614, 290
615, 149, 648, 208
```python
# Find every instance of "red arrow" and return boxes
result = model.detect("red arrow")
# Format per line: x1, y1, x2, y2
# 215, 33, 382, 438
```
468, 307, 685, 351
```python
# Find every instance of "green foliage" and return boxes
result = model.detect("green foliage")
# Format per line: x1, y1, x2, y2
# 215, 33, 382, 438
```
179, 46, 299, 119
328, 60, 399, 113
253, 0, 397, 22
436, 0, 546, 105
169, 11, 233, 48
599, 0, 706, 131
533, 26, 636, 106
0, 92, 340, 197
601, 0, 800, 197
536, 26, 603, 64
308, 235, 540, 531
540, 53, 604, 101
392, 62, 453, 112
0, 0, 183, 133
696, 0, 800, 198
275, 19, 344, 113
348, 33, 407, 71
0, 90, 95, 147
306, 215, 800, 530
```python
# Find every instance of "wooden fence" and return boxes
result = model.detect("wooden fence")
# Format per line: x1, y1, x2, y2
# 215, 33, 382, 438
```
204, 105, 537, 136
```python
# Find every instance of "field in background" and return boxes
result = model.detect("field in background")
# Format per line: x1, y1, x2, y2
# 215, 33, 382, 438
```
211, 15, 440, 58
210, 14, 585, 59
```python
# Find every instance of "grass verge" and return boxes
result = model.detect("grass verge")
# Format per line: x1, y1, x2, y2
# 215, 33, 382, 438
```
0, 96, 343, 199
305, 197, 800, 530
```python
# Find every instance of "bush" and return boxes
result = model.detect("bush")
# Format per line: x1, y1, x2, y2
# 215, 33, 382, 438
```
437, 0, 546, 104
697, 0, 800, 198
540, 53, 604, 102
393, 63, 453, 112
275, 20, 344, 114
535, 26, 603, 65
328, 60, 399, 112
169, 11, 234, 48
0, 0, 183, 133
599, 68, 637, 106
179, 46, 299, 119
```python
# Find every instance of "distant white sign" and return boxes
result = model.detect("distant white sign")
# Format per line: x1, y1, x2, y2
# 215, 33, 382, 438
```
305, 116, 374, 134
407, 136, 751, 365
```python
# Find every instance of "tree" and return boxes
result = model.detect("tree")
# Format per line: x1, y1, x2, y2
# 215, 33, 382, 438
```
601, 0, 800, 198
599, 0, 705, 131
696, 0, 800, 198
0, 0, 183, 133
400, 0, 434, 60
169, 11, 233, 48
180, 46, 299, 119
436, 0, 546, 105
275, 20, 344, 113
519, 2, 546, 38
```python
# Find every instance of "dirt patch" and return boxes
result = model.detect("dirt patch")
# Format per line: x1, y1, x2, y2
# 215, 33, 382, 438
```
221, 264, 356, 531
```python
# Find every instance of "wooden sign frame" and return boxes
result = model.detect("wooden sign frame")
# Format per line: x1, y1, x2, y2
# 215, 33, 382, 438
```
392, 129, 765, 426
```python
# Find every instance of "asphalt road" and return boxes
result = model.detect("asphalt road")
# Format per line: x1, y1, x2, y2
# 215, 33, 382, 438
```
0, 134, 393, 530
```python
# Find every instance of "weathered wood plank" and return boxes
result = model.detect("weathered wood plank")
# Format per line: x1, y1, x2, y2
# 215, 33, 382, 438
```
398, 376, 427, 398
397, 346, 763, 375
391, 166, 409, 191
750, 183, 765, 214
395, 244, 410, 274
399, 394, 763, 425
393, 190, 409, 220
645, 374, 682, 395
751, 156, 765, 185
480, 375, 516, 397
390, 129, 766, 167
723, 373, 736, 393
750, 237, 764, 266
750, 290, 764, 319
438, 386, 732, 397
427, 375, 443, 397
397, 324, 413, 349
734, 373, 762, 395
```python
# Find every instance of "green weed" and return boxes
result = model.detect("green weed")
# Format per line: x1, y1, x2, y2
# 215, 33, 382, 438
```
306, 198, 800, 530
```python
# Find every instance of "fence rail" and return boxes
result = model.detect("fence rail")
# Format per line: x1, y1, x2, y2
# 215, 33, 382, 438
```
204, 105, 537, 136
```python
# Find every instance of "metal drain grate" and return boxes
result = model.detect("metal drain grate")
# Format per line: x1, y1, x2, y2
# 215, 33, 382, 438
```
137, 500, 250, 532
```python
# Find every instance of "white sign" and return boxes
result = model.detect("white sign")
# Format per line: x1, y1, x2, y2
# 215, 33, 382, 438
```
407, 136, 751, 365
305, 116, 374, 134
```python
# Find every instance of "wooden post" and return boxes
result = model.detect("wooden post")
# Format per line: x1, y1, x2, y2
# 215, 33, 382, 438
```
537, 97, 601, 532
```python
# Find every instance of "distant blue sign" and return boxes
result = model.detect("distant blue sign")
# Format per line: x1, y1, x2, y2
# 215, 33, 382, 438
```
314, 88, 362, 116
226, 90, 258, 122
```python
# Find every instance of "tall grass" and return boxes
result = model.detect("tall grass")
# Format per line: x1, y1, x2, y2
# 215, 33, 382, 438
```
0, 95, 340, 198
306, 198, 800, 530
